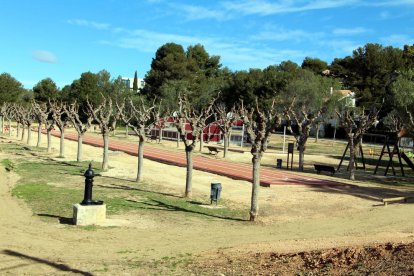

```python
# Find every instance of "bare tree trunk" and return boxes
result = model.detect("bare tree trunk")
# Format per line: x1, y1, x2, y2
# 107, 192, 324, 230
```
17, 123, 20, 139
27, 125, 32, 145
36, 124, 42, 147
47, 129, 52, 153
298, 144, 305, 171
77, 133, 83, 162
223, 133, 229, 158
176, 131, 180, 148
250, 155, 261, 221
136, 137, 144, 182
315, 123, 320, 143
349, 137, 355, 180
8, 120, 12, 137
159, 128, 163, 142
185, 147, 193, 198
20, 125, 25, 141
59, 128, 65, 157
199, 133, 203, 151
125, 125, 129, 137
102, 133, 109, 171
0, 116, 3, 134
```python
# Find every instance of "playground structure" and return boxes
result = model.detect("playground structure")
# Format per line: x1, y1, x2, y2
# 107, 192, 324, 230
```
373, 131, 414, 176
336, 131, 414, 176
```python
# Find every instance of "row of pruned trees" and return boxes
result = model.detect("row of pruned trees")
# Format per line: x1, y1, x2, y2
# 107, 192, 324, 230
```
0, 90, 380, 221
0, 96, 158, 181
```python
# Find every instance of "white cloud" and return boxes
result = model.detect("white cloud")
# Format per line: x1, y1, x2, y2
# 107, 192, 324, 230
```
66, 17, 357, 69
369, 0, 414, 6
174, 0, 414, 19
222, 0, 359, 16
101, 27, 312, 69
332, 27, 369, 36
95, 23, 301, 69
318, 39, 362, 56
381, 34, 414, 46
173, 4, 230, 21
32, 50, 58, 63
67, 19, 110, 30
251, 28, 324, 42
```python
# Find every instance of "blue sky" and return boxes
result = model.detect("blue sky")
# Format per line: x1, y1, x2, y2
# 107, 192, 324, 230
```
1, 0, 414, 89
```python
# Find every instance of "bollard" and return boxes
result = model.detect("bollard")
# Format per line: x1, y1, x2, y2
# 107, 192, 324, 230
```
81, 163, 103, 205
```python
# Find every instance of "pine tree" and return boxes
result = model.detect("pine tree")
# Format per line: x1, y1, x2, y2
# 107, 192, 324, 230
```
133, 71, 138, 92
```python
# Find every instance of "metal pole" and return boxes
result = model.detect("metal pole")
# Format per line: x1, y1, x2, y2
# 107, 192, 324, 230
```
241, 124, 244, 148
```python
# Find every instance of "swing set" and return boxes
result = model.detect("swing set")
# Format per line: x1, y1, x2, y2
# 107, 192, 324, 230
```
337, 132, 414, 176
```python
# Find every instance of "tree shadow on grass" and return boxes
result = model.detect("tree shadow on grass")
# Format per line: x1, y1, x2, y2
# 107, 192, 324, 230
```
125, 198, 247, 222
37, 214, 74, 225
0, 250, 93, 275
97, 175, 137, 183
96, 183, 183, 199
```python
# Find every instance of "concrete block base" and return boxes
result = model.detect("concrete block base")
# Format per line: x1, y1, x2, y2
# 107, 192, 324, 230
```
73, 203, 106, 226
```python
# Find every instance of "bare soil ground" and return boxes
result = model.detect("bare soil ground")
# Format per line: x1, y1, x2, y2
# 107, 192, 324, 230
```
1, 129, 414, 275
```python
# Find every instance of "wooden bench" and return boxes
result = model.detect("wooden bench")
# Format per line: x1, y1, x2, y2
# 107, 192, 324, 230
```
207, 146, 221, 156
382, 196, 410, 206
314, 164, 336, 175
146, 135, 158, 143
227, 148, 245, 154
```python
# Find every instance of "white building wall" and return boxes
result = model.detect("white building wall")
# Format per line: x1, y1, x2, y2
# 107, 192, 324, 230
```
121, 77, 145, 90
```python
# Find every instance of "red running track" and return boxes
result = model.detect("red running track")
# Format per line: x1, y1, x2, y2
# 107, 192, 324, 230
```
51, 131, 352, 188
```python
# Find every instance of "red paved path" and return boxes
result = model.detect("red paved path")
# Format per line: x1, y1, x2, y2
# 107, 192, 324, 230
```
52, 131, 352, 187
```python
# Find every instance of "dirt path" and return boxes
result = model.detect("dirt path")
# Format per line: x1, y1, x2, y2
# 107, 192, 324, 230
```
1, 132, 414, 275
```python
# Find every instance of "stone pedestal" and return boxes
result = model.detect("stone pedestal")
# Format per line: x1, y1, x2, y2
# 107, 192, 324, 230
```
73, 204, 106, 226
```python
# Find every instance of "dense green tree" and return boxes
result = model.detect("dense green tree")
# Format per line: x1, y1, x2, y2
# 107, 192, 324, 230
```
403, 44, 414, 69
65, 70, 113, 105
301, 57, 328, 75
330, 43, 405, 108
390, 70, 414, 130
221, 66, 291, 108
277, 60, 300, 74
186, 44, 221, 77
143, 43, 223, 108
0, 73, 25, 103
142, 43, 189, 99
33, 78, 59, 102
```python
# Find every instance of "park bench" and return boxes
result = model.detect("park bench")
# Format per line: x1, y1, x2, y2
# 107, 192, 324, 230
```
314, 164, 336, 175
207, 146, 221, 156
227, 148, 245, 154
146, 134, 158, 143
382, 196, 411, 206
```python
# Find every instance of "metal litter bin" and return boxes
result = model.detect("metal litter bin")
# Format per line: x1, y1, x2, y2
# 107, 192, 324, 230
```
276, 159, 282, 168
210, 183, 222, 205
